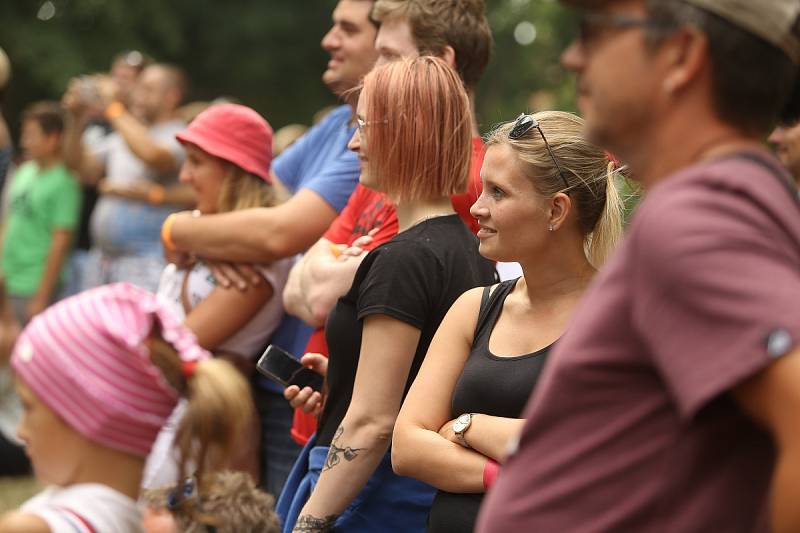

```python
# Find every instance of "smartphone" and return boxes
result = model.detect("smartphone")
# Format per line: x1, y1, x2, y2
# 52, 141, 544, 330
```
256, 345, 324, 392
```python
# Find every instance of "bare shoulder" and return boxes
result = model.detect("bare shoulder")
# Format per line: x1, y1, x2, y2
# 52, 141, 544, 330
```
0, 512, 50, 533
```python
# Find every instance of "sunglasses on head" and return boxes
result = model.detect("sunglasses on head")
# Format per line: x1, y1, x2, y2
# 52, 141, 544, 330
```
509, 113, 571, 191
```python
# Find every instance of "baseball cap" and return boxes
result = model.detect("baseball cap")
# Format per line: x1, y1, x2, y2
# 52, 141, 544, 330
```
562, 0, 800, 64
176, 103, 274, 183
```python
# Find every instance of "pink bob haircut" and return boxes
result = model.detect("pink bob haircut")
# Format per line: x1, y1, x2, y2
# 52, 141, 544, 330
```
362, 56, 472, 204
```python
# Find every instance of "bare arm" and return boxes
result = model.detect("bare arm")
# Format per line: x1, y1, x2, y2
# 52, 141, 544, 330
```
183, 271, 273, 350
283, 239, 331, 326
392, 288, 489, 493
170, 188, 338, 263
734, 348, 800, 533
27, 229, 72, 319
0, 512, 51, 533
294, 315, 421, 530
107, 110, 177, 177
61, 113, 103, 185
98, 180, 196, 208
440, 413, 525, 463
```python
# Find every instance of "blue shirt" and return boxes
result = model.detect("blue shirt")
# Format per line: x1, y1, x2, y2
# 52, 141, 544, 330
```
261, 104, 360, 392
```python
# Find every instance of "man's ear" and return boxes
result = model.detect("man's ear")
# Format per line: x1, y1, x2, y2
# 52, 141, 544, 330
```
661, 27, 708, 96
439, 45, 456, 71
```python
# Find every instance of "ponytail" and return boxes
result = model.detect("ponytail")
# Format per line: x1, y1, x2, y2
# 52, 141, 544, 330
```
586, 162, 625, 268
147, 327, 253, 485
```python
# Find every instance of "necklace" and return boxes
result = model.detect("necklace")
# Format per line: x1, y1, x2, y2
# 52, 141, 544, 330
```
411, 212, 454, 227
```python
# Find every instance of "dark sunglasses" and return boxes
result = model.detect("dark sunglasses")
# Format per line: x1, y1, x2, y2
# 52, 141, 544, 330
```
575, 10, 667, 47
509, 113, 571, 191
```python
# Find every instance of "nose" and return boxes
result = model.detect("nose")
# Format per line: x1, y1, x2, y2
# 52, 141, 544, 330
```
560, 40, 584, 73
178, 162, 192, 184
768, 126, 786, 146
470, 194, 488, 220
321, 26, 340, 52
347, 128, 361, 153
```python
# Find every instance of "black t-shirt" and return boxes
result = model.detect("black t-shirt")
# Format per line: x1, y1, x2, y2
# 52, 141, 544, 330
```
428, 279, 551, 533
317, 215, 497, 446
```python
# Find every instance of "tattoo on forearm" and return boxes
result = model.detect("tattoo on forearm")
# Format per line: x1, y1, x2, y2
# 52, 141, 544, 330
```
293, 513, 339, 532
324, 425, 367, 471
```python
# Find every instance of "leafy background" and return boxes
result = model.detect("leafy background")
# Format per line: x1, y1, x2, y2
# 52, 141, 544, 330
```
0, 0, 577, 137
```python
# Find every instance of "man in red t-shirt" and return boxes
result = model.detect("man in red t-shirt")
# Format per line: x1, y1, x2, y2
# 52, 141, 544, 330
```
282, 0, 493, 444
476, 1, 800, 532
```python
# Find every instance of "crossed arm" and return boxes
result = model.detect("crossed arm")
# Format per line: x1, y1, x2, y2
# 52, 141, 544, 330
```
392, 288, 524, 493
292, 315, 421, 531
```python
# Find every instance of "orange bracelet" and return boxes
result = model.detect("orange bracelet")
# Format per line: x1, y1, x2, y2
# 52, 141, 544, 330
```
161, 213, 178, 252
147, 184, 165, 205
105, 101, 125, 121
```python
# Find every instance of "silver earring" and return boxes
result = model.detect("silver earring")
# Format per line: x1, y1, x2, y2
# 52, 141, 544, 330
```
548, 224, 554, 232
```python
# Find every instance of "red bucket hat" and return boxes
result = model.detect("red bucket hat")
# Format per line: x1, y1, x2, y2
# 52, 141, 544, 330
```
176, 103, 274, 183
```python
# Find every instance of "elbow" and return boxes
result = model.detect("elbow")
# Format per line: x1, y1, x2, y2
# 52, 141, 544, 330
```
390, 423, 415, 477
346, 412, 396, 446
308, 295, 335, 327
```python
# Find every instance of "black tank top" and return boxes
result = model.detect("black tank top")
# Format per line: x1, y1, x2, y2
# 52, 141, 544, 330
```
427, 279, 551, 533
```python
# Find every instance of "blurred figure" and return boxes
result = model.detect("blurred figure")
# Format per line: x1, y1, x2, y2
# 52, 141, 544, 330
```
61, 51, 151, 298
477, 1, 800, 532
769, 120, 800, 182
0, 284, 252, 533
141, 471, 280, 533
63, 63, 189, 293
0, 279, 24, 477
0, 47, 12, 197
1, 102, 80, 325
160, 0, 379, 497
272, 124, 308, 156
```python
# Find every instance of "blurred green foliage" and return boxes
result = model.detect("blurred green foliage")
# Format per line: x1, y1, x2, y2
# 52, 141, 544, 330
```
0, 0, 579, 136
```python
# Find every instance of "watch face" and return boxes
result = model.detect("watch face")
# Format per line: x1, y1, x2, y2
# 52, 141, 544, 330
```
453, 413, 471, 433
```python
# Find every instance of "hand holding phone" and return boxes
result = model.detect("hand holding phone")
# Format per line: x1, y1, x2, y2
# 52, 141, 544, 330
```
256, 345, 324, 392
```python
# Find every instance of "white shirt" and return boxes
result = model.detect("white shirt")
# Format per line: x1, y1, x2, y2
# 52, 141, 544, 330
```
21, 484, 142, 533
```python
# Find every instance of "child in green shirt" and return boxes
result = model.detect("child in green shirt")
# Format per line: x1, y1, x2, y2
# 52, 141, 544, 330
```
1, 102, 80, 324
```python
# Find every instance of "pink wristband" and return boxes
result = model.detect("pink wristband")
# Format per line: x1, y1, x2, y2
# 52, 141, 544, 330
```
483, 458, 500, 490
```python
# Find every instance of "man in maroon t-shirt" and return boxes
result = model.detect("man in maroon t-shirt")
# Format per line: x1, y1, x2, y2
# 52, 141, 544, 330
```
282, 0, 493, 444
477, 1, 800, 532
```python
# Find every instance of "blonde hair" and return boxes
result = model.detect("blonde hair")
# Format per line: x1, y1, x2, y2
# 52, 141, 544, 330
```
146, 326, 253, 487
362, 56, 471, 204
216, 165, 283, 213
485, 111, 625, 267
141, 470, 280, 533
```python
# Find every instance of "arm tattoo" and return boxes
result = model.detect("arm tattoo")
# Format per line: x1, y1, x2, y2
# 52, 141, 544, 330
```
324, 425, 367, 471
293, 513, 339, 532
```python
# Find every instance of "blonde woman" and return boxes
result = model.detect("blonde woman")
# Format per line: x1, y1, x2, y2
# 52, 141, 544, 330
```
392, 111, 625, 532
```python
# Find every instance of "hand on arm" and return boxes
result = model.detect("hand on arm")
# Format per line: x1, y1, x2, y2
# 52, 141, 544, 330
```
294, 315, 421, 531
27, 229, 72, 320
392, 288, 495, 493
169, 189, 338, 263
734, 347, 800, 533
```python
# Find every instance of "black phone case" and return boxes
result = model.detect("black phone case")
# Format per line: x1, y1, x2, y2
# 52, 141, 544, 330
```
256, 345, 324, 392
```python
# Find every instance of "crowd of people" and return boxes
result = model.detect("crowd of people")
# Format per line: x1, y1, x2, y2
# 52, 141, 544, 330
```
0, 0, 798, 531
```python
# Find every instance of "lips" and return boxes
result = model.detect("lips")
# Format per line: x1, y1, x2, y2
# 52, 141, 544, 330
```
476, 226, 496, 239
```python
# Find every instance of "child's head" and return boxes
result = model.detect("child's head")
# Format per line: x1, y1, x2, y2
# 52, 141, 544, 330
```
21, 101, 64, 164
141, 471, 280, 533
11, 283, 252, 488
176, 103, 281, 214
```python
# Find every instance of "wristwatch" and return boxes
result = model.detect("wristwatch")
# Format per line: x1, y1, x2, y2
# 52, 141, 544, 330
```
452, 413, 475, 448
